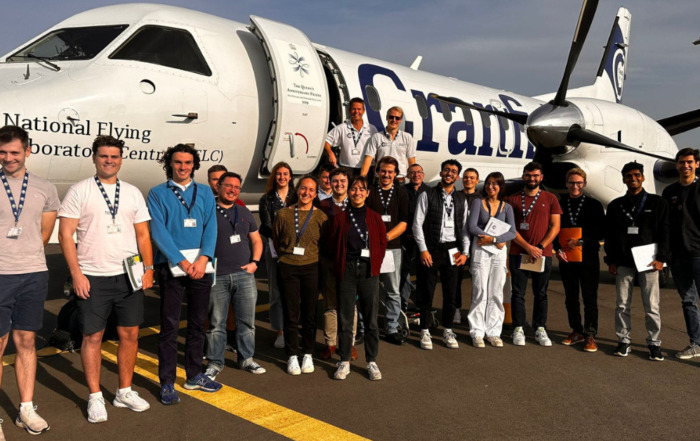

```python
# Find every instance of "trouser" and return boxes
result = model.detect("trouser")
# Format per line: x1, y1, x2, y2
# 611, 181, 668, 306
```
320, 258, 356, 346
262, 237, 284, 331
559, 258, 599, 336
337, 260, 379, 363
669, 258, 700, 346
206, 271, 257, 370
380, 248, 402, 333
509, 256, 553, 329
157, 264, 212, 385
417, 242, 460, 331
400, 241, 417, 309
278, 262, 319, 357
615, 266, 661, 345
468, 247, 507, 338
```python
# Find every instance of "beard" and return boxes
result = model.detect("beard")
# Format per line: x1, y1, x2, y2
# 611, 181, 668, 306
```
525, 181, 540, 190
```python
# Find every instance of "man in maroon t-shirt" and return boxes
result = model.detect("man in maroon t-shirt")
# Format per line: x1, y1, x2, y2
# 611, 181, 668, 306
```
507, 162, 562, 347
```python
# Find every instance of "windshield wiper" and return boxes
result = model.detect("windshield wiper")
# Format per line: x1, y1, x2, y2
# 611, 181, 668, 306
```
9, 54, 61, 72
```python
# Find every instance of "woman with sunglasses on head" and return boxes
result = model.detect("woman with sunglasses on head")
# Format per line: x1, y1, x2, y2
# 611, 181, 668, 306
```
326, 175, 387, 381
259, 162, 297, 349
467, 172, 516, 348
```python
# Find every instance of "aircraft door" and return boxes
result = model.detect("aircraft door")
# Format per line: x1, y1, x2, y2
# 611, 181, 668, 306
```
249, 16, 330, 175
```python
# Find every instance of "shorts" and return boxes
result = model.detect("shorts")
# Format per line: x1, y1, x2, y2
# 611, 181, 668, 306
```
79, 274, 144, 335
0, 271, 49, 336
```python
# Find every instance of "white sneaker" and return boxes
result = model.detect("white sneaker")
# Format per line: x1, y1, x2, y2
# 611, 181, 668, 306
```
535, 327, 552, 346
420, 331, 433, 350
301, 354, 314, 374
287, 356, 301, 376
443, 330, 459, 349
472, 336, 485, 348
333, 362, 350, 380
453, 309, 462, 324
486, 336, 504, 347
274, 334, 285, 349
113, 390, 150, 412
204, 365, 220, 381
367, 362, 382, 381
15, 404, 50, 435
87, 396, 108, 423
512, 327, 526, 346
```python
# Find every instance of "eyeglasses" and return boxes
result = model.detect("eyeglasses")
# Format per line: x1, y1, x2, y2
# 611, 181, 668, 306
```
387, 115, 402, 121
221, 184, 241, 191
442, 168, 459, 175
566, 181, 585, 186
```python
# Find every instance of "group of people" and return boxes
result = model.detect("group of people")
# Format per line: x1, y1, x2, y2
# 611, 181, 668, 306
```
2, 95, 700, 438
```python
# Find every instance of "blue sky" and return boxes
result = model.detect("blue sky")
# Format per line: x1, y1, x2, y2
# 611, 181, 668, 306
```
2, 0, 699, 147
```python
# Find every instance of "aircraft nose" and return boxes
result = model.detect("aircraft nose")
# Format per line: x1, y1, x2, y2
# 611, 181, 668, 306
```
0, 84, 24, 126
526, 102, 584, 149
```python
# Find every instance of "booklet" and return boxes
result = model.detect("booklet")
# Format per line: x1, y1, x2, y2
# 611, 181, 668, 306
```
631, 243, 660, 273
123, 254, 145, 291
519, 253, 545, 273
448, 247, 462, 266
169, 248, 216, 277
558, 227, 583, 262
380, 250, 395, 273
481, 217, 512, 254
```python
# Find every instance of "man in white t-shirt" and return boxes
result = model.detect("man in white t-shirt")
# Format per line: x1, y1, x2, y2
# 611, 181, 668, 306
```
0, 125, 59, 437
360, 106, 416, 181
324, 97, 378, 175
58, 135, 154, 423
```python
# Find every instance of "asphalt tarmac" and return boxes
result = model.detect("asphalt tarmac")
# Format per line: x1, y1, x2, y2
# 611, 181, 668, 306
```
1, 247, 699, 441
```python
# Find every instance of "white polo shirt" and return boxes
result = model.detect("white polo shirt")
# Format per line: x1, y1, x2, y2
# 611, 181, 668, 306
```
326, 120, 378, 168
362, 130, 416, 177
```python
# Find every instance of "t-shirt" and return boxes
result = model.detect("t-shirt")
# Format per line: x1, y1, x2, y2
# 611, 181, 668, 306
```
366, 184, 409, 249
59, 177, 151, 276
0, 171, 59, 274
507, 190, 562, 258
362, 130, 416, 177
214, 204, 258, 275
326, 120, 378, 168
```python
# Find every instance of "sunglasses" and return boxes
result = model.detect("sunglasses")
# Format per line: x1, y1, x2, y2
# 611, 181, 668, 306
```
387, 115, 402, 121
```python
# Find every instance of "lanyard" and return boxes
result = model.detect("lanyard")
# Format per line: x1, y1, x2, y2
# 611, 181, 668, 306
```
0, 169, 28, 226
94, 175, 120, 224
566, 195, 586, 226
349, 209, 368, 247
377, 185, 394, 214
621, 192, 647, 225
486, 200, 504, 218
294, 205, 314, 244
216, 204, 238, 231
168, 181, 198, 218
333, 197, 349, 215
521, 190, 541, 221
442, 188, 454, 218
347, 121, 364, 148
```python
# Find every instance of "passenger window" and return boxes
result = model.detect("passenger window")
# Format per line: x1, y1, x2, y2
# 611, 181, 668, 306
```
6, 25, 128, 62
414, 94, 429, 119
110, 25, 211, 76
365, 85, 381, 112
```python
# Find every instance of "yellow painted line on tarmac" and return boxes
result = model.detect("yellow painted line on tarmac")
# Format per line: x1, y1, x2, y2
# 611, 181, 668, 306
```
99, 340, 369, 441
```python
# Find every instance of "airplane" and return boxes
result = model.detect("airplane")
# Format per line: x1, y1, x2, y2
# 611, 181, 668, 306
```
0, 0, 698, 208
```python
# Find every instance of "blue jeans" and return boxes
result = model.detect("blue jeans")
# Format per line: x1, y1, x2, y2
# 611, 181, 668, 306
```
380, 248, 402, 333
670, 258, 700, 346
206, 271, 258, 370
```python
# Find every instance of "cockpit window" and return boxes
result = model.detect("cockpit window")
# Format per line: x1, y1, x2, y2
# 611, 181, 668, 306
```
109, 25, 211, 76
6, 25, 128, 62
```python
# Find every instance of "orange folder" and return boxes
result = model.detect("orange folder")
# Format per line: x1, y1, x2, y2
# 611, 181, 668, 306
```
559, 227, 582, 262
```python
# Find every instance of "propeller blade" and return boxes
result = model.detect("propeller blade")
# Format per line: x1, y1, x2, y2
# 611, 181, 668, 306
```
568, 126, 673, 162
429, 94, 529, 125
552, 0, 599, 106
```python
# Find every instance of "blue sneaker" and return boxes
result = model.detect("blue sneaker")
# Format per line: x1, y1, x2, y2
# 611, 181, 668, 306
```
184, 374, 222, 392
160, 384, 180, 405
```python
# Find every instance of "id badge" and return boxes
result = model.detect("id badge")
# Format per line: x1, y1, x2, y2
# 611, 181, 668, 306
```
627, 226, 639, 235
352, 149, 360, 156
381, 214, 392, 222
444, 218, 455, 228
230, 234, 241, 244
184, 218, 197, 228
107, 223, 121, 234
6, 227, 22, 238
293, 246, 306, 256
520, 222, 529, 231
361, 248, 370, 258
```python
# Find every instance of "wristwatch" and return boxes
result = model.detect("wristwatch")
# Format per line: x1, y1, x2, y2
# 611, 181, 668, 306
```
251, 260, 260, 266
145, 265, 154, 271
536, 244, 544, 250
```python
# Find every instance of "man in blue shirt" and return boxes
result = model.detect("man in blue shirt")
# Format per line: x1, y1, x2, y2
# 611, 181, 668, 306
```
147, 144, 221, 405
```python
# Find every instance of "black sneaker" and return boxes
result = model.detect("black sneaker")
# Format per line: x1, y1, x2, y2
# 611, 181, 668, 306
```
648, 345, 664, 361
614, 342, 631, 357
385, 332, 405, 346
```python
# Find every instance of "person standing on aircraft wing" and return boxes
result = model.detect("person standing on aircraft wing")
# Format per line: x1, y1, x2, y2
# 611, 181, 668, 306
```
366, 156, 409, 345
662, 148, 700, 360
58, 135, 153, 423
204, 172, 266, 379
147, 144, 221, 405
0, 126, 58, 437
401, 163, 429, 311
455, 167, 481, 324
605, 162, 669, 361
413, 159, 470, 350
360, 106, 416, 182
324, 98, 378, 176
554, 168, 605, 352
507, 162, 562, 347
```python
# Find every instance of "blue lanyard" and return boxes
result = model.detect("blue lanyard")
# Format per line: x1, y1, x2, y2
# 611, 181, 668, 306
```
94, 175, 120, 223
168, 181, 198, 217
0, 169, 28, 226
294, 205, 314, 244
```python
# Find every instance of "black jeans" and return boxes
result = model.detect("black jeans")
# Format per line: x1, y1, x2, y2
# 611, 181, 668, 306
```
509, 256, 553, 329
278, 262, 319, 357
417, 243, 460, 330
157, 264, 212, 385
559, 259, 599, 336
337, 260, 379, 362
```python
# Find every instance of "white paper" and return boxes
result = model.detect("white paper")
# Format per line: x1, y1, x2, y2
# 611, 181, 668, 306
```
448, 247, 460, 266
169, 248, 216, 277
631, 243, 660, 273
480, 217, 512, 254
380, 250, 395, 273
